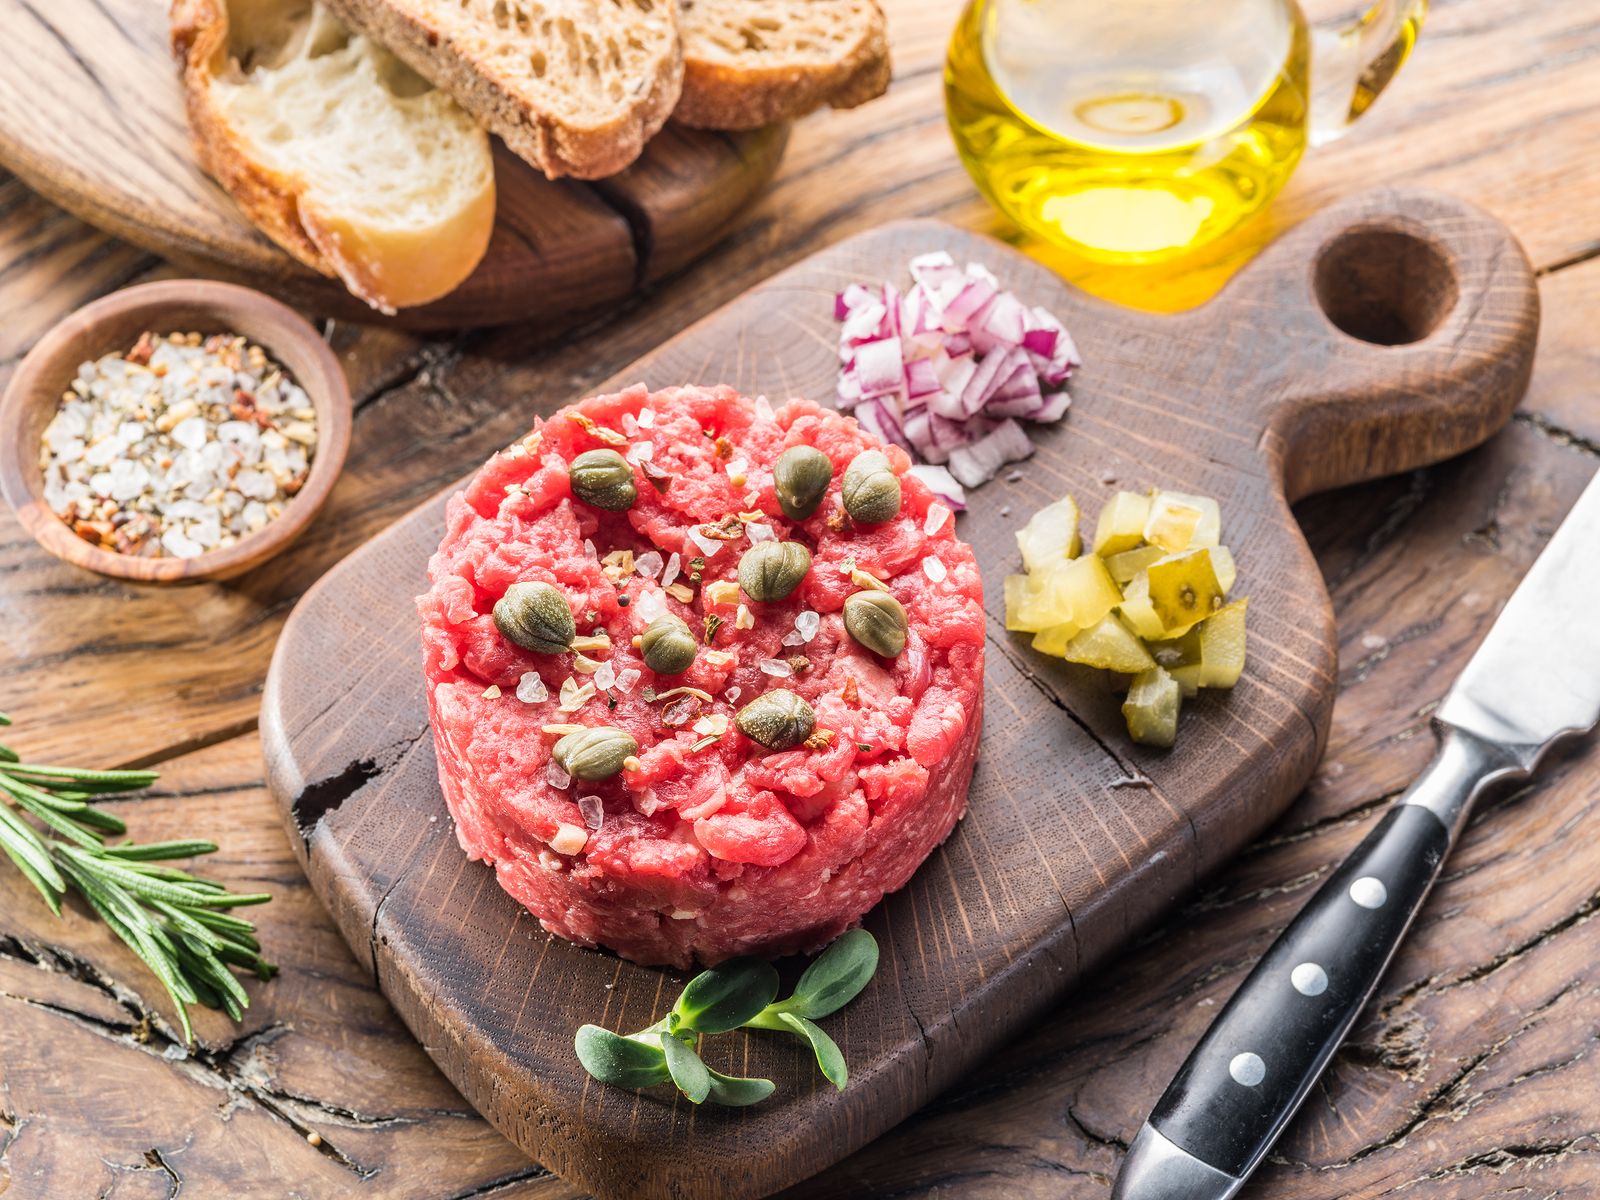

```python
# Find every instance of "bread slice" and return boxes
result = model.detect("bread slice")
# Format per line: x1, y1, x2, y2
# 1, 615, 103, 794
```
319, 0, 682, 180
172, 0, 496, 311
675, 0, 890, 130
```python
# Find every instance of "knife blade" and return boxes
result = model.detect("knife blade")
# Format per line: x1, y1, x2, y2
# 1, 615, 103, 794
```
1112, 468, 1600, 1200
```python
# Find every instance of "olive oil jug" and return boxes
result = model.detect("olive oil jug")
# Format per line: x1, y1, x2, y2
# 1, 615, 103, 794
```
946, 0, 1426, 262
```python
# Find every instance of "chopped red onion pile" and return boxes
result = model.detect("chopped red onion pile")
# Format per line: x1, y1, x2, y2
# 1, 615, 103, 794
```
835, 251, 1081, 501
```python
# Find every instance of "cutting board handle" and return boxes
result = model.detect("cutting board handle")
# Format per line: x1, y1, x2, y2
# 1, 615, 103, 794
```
1213, 187, 1540, 503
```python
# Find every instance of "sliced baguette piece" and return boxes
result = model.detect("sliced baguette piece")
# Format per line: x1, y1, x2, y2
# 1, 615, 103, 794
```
320, 0, 682, 180
172, 0, 496, 312
675, 0, 890, 130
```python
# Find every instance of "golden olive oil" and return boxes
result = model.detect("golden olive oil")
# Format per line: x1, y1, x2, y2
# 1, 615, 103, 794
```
946, 0, 1311, 264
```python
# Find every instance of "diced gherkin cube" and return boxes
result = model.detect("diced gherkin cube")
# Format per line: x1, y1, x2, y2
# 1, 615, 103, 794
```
1104, 544, 1166, 585
1011, 556, 1121, 635
1117, 573, 1169, 641
1195, 598, 1248, 688
1147, 597, 1249, 692
1123, 667, 1182, 747
1144, 490, 1221, 552
1092, 491, 1151, 556
1146, 549, 1225, 631
1061, 615, 1157, 673
1211, 544, 1237, 594
1016, 496, 1081, 572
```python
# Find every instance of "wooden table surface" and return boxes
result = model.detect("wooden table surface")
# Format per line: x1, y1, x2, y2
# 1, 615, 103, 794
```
2, 1, 1598, 1196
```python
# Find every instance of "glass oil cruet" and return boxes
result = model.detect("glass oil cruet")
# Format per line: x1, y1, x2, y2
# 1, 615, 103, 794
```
945, 0, 1427, 303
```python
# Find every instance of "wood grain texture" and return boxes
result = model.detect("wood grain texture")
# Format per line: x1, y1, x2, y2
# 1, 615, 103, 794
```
0, 0, 787, 329
258, 191, 1535, 1200
0, 279, 352, 582
4, 0, 1600, 1194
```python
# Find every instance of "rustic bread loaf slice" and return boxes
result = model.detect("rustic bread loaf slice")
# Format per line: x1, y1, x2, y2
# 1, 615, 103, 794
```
172, 0, 496, 312
675, 0, 890, 130
319, 0, 682, 180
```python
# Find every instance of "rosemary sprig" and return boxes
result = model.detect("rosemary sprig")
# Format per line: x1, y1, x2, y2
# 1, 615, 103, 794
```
0, 712, 275, 1042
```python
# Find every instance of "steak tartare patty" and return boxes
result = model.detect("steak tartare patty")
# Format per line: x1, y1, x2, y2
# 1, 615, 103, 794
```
417, 384, 985, 967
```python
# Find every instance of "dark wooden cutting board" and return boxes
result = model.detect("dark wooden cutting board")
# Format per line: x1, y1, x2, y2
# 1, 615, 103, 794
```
261, 188, 1537, 1200
0, 0, 786, 329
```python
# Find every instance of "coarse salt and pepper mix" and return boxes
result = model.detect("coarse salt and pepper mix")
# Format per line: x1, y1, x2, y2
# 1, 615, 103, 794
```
37, 331, 317, 558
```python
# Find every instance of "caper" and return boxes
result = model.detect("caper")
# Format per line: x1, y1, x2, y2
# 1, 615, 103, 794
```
639, 613, 697, 675
841, 450, 901, 524
568, 449, 637, 512
735, 689, 816, 751
774, 446, 834, 522
738, 540, 812, 604
843, 589, 908, 658
553, 726, 638, 782
494, 581, 575, 654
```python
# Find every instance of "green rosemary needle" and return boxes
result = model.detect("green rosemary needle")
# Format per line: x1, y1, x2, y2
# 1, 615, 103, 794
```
0, 712, 275, 1042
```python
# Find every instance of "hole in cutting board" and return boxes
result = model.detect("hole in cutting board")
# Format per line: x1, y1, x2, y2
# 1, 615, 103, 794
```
1313, 228, 1458, 346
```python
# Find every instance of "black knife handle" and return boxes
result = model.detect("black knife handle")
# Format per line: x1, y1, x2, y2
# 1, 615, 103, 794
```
1147, 726, 1523, 1181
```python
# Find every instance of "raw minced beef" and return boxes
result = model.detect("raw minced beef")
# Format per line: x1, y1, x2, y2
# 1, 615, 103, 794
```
418, 384, 984, 967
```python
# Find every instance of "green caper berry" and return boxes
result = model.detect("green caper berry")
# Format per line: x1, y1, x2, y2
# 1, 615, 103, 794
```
734, 689, 816, 751
843, 589, 908, 658
494, 581, 575, 654
841, 450, 902, 524
773, 446, 834, 521
738, 540, 812, 604
553, 726, 638, 782
568, 449, 637, 512
639, 614, 697, 675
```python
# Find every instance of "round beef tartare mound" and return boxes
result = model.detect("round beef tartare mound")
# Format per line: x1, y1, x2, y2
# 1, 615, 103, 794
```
417, 384, 985, 967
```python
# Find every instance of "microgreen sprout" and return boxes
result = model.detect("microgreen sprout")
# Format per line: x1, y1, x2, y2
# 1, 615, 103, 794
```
574, 930, 879, 1104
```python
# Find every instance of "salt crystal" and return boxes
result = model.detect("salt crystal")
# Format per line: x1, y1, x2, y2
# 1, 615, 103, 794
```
795, 610, 820, 642
594, 661, 617, 691
516, 672, 549, 703
584, 539, 598, 560
754, 397, 776, 422
922, 556, 948, 583
745, 522, 775, 543
233, 469, 275, 501
626, 441, 656, 465
614, 668, 642, 695
634, 550, 665, 579
662, 698, 697, 726
578, 795, 605, 831
687, 526, 724, 557
162, 528, 203, 558
545, 762, 572, 790
924, 503, 952, 535
782, 631, 806, 647
634, 589, 667, 622
759, 659, 793, 678
171, 416, 208, 450
637, 408, 656, 428
724, 686, 742, 704
661, 552, 681, 589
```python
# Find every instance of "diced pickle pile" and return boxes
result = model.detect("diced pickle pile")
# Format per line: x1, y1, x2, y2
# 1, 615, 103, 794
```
1004, 489, 1248, 748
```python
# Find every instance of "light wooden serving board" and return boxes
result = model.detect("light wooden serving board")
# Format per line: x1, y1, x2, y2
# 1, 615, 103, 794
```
262, 189, 1537, 1199
0, 0, 786, 330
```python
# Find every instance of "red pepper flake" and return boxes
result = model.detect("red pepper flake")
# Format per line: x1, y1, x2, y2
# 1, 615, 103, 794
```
125, 331, 156, 367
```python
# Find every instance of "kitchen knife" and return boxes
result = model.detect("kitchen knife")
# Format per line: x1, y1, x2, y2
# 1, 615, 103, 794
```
1112, 468, 1600, 1200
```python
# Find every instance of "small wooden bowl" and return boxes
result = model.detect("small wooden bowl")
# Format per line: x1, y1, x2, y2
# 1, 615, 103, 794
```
0, 280, 351, 583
